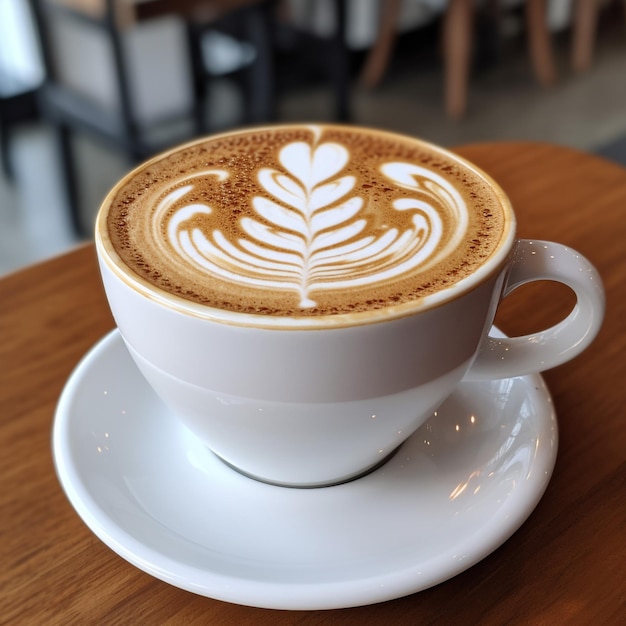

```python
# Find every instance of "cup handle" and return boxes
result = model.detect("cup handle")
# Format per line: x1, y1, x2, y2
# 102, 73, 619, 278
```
465, 239, 605, 381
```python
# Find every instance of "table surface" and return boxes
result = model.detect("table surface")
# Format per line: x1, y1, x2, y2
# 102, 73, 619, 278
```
1, 142, 624, 624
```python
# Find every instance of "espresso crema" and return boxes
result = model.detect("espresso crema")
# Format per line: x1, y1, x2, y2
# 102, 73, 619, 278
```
105, 125, 507, 316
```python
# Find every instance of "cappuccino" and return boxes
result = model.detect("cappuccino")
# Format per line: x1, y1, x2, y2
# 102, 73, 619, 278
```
105, 125, 507, 317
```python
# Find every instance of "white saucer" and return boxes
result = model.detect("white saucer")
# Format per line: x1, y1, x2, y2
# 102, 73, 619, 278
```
53, 330, 557, 610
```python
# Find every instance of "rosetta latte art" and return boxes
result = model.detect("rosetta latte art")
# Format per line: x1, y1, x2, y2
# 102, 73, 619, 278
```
152, 127, 469, 308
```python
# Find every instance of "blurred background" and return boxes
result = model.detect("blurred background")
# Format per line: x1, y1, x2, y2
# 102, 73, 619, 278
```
1, 0, 625, 276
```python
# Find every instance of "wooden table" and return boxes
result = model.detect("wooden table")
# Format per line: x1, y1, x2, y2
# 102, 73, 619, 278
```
1, 142, 624, 623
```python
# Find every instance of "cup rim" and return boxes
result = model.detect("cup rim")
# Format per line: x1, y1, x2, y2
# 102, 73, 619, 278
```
95, 124, 516, 329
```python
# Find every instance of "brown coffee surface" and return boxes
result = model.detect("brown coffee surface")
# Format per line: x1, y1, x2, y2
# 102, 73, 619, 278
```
106, 125, 507, 316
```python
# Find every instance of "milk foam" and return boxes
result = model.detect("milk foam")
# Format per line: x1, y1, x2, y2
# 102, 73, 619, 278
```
107, 125, 505, 316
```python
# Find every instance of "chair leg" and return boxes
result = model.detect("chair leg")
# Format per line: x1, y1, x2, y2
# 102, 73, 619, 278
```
329, 0, 351, 122
0, 120, 15, 182
444, 0, 474, 119
244, 1, 277, 123
185, 19, 209, 135
571, 0, 600, 73
359, 0, 402, 89
52, 123, 83, 238
526, 0, 557, 86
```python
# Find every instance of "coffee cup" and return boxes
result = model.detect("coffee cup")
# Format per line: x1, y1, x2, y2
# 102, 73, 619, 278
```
95, 124, 604, 487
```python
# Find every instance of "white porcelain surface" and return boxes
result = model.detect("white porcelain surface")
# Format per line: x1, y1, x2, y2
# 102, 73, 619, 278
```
53, 330, 558, 610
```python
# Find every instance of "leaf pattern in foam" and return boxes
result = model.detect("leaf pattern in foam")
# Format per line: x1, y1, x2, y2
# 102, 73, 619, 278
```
159, 127, 469, 309
280, 141, 350, 191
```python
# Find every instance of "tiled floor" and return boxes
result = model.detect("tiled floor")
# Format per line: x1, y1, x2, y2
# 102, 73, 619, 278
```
1, 19, 626, 276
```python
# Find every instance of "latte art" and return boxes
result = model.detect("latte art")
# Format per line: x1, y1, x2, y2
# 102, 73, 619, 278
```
156, 132, 468, 308
107, 125, 506, 316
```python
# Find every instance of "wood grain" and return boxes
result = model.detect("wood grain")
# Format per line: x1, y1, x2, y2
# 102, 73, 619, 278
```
1, 143, 624, 624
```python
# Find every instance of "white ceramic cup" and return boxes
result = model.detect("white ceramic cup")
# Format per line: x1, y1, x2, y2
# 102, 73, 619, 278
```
95, 131, 604, 487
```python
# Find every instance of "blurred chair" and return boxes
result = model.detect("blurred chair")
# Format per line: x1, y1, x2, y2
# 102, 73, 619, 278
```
186, 0, 351, 123
28, 0, 279, 236
29, 0, 189, 235
275, 0, 351, 121
360, 0, 557, 119
194, 0, 360, 122
185, 0, 278, 127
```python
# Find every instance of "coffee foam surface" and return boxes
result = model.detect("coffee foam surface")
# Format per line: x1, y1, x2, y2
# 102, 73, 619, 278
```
106, 125, 507, 317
